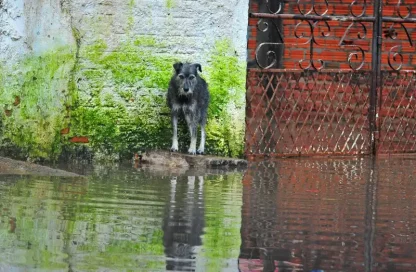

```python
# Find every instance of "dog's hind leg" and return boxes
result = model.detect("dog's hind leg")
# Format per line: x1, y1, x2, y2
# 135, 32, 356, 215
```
197, 124, 205, 155
197, 108, 208, 155
170, 114, 179, 152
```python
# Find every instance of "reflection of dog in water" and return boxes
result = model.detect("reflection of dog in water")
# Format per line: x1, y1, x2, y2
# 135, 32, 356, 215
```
167, 62, 210, 155
163, 176, 205, 270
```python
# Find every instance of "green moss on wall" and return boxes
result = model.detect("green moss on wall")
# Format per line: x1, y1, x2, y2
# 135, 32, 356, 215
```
72, 37, 246, 159
166, 0, 175, 9
84, 37, 173, 88
127, 0, 135, 33
205, 39, 246, 157
69, 37, 180, 158
128, 0, 135, 9
0, 36, 246, 161
0, 48, 76, 159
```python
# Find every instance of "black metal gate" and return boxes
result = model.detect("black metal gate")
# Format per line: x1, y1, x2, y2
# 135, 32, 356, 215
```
246, 0, 416, 158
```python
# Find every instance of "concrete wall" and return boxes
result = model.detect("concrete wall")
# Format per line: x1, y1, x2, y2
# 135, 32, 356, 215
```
0, 0, 249, 160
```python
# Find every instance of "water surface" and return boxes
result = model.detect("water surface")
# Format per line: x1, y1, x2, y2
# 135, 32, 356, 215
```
0, 158, 415, 271
240, 158, 416, 272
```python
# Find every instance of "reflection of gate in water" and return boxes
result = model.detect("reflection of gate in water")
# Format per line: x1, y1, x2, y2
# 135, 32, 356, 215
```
238, 159, 416, 271
245, 0, 416, 158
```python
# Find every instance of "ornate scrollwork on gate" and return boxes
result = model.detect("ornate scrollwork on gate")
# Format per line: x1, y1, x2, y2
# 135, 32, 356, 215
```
395, 0, 412, 19
252, 0, 374, 71
339, 22, 367, 71
384, 22, 414, 71
349, 0, 367, 17
265, 0, 283, 14
255, 17, 285, 69
297, 0, 329, 16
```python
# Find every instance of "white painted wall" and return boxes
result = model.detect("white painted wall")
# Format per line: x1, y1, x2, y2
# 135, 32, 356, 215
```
1, 0, 249, 66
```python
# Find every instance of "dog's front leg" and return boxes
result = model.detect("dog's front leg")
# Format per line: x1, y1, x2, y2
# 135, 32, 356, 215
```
185, 115, 197, 155
188, 124, 197, 155
170, 114, 179, 152
197, 124, 205, 155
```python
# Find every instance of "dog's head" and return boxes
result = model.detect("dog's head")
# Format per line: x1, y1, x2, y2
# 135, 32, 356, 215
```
173, 62, 202, 96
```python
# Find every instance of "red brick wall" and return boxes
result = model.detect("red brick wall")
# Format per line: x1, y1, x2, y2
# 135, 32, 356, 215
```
247, 0, 416, 70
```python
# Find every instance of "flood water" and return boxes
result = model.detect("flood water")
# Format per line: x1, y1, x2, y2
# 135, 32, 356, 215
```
0, 158, 415, 272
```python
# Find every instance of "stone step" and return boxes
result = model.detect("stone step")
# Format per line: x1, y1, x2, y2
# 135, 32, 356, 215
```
139, 151, 248, 169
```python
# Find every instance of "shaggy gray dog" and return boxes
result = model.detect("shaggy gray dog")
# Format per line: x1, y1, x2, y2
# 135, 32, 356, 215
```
167, 62, 210, 155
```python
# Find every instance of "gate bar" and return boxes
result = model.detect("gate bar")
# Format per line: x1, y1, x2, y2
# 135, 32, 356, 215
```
250, 12, 416, 23
370, 0, 382, 155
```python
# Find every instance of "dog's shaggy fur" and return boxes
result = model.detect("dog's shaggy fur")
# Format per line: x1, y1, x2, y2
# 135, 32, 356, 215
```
167, 62, 210, 155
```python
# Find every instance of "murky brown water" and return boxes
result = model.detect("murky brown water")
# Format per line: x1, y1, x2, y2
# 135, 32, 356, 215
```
240, 158, 416, 272
0, 158, 415, 271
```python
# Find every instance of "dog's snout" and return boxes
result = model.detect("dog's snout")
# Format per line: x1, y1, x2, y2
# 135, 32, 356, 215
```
183, 87, 189, 92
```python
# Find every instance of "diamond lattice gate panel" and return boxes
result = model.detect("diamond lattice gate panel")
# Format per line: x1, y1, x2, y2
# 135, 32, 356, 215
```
246, 70, 371, 156
378, 71, 416, 153
245, 0, 416, 158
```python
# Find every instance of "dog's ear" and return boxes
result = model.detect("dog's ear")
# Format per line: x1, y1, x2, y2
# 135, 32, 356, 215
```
173, 62, 183, 74
194, 63, 202, 73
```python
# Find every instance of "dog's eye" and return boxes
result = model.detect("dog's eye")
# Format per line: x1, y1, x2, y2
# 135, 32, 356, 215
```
189, 75, 195, 80
178, 74, 184, 79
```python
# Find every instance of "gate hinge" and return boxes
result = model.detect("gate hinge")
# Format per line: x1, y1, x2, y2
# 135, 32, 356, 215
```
377, 36, 382, 45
